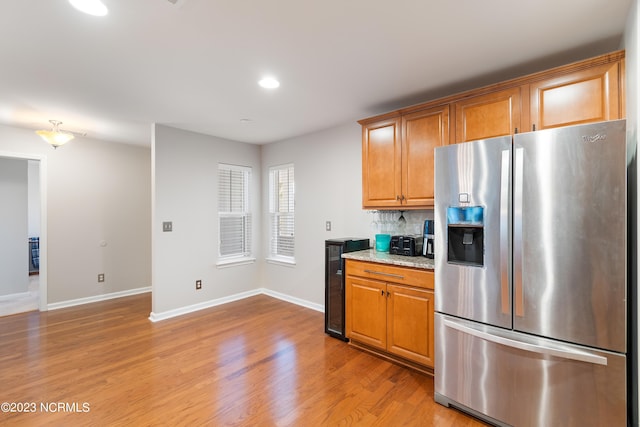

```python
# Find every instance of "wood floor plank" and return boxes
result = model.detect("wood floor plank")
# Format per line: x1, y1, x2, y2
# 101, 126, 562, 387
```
0, 294, 488, 426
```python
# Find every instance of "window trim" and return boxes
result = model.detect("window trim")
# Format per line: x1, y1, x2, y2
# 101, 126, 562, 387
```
267, 163, 295, 263
217, 163, 253, 266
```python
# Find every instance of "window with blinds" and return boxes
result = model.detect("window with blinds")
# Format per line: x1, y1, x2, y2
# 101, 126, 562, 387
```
218, 164, 252, 260
268, 164, 295, 261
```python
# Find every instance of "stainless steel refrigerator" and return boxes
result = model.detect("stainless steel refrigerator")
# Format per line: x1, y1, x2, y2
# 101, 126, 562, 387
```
434, 120, 628, 426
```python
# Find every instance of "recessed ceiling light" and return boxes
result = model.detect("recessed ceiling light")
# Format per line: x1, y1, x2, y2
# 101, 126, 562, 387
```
258, 77, 280, 89
69, 0, 108, 17
239, 118, 253, 124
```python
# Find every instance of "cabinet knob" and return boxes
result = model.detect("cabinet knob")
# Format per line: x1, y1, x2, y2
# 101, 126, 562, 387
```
381, 289, 384, 296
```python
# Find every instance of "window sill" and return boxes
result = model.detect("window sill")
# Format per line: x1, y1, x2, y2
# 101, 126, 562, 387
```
266, 257, 296, 267
216, 257, 256, 268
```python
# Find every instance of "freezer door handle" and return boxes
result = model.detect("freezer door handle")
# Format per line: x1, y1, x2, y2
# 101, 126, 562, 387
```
500, 149, 510, 314
513, 147, 524, 317
443, 318, 608, 366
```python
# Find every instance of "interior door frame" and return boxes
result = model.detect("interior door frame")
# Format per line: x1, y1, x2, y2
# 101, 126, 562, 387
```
0, 151, 47, 311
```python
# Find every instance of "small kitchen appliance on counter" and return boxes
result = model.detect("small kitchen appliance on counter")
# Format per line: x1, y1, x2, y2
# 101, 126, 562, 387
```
423, 220, 434, 258
389, 235, 423, 256
325, 238, 370, 341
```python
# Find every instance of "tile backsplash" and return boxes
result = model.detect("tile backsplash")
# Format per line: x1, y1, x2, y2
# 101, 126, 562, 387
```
368, 210, 433, 238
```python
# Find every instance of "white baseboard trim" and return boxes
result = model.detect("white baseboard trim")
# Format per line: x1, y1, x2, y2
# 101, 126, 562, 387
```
47, 286, 152, 311
42, 285, 323, 321
0, 290, 33, 301
149, 288, 324, 322
261, 288, 324, 313
148, 289, 262, 322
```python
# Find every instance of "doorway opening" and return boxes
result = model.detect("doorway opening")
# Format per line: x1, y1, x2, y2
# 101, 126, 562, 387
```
0, 152, 47, 316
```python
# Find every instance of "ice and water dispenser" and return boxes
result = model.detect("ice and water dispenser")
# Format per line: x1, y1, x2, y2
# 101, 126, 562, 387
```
446, 205, 484, 267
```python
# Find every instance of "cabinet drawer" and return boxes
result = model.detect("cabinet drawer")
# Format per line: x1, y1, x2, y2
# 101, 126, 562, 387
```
346, 259, 434, 290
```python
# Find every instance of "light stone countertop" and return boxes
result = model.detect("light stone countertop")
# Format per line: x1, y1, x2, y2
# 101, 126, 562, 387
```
342, 249, 435, 270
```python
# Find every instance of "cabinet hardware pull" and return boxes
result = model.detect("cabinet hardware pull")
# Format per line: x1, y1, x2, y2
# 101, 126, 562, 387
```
386, 291, 390, 297
365, 269, 404, 279
532, 124, 536, 131
381, 289, 384, 296
514, 127, 518, 134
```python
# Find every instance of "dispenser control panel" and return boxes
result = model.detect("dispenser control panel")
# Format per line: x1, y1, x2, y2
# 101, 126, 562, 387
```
446, 206, 484, 267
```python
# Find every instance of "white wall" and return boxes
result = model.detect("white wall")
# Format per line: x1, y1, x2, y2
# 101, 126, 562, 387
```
0, 124, 151, 305
260, 123, 371, 306
151, 124, 262, 315
0, 157, 28, 296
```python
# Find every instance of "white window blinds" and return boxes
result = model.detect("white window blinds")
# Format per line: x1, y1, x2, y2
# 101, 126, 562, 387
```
218, 164, 251, 259
269, 164, 295, 260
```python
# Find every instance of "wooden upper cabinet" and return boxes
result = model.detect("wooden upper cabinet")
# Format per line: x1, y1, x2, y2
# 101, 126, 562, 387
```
359, 51, 625, 209
453, 87, 523, 143
402, 105, 449, 207
529, 61, 622, 131
362, 117, 402, 208
361, 106, 448, 209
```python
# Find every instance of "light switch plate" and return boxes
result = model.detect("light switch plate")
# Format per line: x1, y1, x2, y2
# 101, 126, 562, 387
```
163, 221, 173, 232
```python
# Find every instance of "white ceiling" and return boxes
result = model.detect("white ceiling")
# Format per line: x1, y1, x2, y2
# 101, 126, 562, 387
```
0, 0, 633, 147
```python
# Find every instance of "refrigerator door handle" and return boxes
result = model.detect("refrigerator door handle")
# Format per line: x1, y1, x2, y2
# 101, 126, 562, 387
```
500, 149, 510, 314
513, 147, 524, 317
443, 318, 608, 366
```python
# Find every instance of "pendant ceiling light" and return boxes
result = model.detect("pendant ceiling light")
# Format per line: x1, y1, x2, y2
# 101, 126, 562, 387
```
68, 0, 108, 17
36, 120, 75, 149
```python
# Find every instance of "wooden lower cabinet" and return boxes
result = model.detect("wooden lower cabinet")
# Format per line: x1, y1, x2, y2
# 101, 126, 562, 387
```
345, 259, 435, 372
347, 276, 387, 349
387, 284, 434, 367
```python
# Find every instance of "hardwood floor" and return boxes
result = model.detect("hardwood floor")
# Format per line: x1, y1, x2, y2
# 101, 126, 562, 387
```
0, 294, 488, 426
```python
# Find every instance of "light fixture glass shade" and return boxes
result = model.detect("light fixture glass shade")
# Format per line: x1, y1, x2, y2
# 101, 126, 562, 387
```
68, 0, 108, 17
36, 121, 75, 149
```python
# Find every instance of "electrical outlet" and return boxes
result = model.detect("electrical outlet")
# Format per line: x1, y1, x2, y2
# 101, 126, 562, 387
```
325, 221, 331, 231
163, 221, 173, 232
196, 280, 202, 290
98, 273, 105, 283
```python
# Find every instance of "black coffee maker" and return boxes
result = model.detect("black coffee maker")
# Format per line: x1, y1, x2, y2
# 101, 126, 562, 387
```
423, 219, 435, 258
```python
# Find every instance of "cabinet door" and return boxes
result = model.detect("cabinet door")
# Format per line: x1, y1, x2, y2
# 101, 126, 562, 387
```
454, 87, 522, 143
401, 106, 449, 207
345, 276, 387, 349
529, 61, 622, 131
386, 284, 435, 367
362, 118, 402, 208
